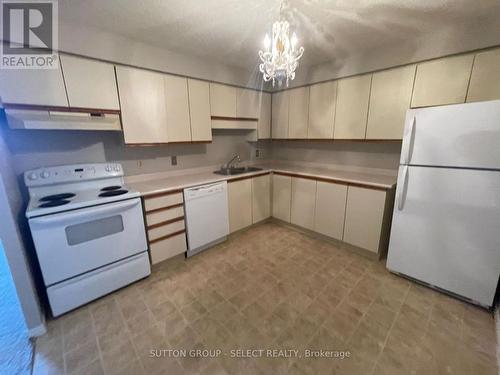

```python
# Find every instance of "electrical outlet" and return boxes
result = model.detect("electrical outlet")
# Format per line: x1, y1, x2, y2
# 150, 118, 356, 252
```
255, 149, 261, 158
171, 155, 177, 166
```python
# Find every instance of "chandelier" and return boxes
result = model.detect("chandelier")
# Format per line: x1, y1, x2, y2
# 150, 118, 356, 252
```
258, 2, 304, 87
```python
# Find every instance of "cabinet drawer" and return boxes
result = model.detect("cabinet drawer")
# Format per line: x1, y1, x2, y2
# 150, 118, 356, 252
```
148, 219, 185, 241
144, 192, 183, 212
150, 232, 187, 264
146, 206, 184, 226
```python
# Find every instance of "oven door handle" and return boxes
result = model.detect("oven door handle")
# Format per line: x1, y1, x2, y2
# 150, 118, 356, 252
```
30, 199, 140, 226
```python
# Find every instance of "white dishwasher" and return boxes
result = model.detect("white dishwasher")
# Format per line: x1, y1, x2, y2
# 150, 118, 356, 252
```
184, 181, 229, 257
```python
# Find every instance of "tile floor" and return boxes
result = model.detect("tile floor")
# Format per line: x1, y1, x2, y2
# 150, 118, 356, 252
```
33, 222, 498, 375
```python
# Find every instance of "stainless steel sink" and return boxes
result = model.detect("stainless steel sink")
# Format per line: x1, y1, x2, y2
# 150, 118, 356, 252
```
214, 166, 263, 175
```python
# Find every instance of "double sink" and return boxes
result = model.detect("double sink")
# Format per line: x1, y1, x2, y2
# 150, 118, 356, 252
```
214, 166, 263, 176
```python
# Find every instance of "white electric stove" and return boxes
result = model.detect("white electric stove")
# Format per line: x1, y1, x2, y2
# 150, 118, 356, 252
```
25, 163, 150, 317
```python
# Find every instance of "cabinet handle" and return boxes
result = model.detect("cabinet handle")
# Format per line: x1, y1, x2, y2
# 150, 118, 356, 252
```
402, 116, 416, 164
397, 166, 409, 211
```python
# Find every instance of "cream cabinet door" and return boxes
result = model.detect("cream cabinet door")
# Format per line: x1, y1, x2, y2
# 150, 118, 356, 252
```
252, 174, 271, 223
60, 55, 119, 110
257, 92, 271, 139
0, 56, 67, 107
308, 81, 337, 139
272, 174, 292, 222
343, 186, 386, 253
164, 75, 191, 142
271, 91, 289, 139
210, 83, 237, 117
314, 181, 347, 240
290, 177, 317, 230
467, 48, 500, 103
188, 79, 212, 142
288, 86, 310, 139
366, 65, 416, 140
236, 88, 260, 118
228, 179, 253, 233
116, 66, 168, 144
411, 54, 474, 108
334, 75, 372, 139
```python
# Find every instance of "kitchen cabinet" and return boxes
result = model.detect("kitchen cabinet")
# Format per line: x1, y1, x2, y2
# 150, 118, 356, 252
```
334, 74, 372, 139
0, 56, 68, 107
257, 92, 271, 139
188, 79, 212, 142
228, 178, 253, 233
164, 75, 192, 142
467, 48, 500, 103
116, 66, 168, 144
237, 88, 260, 118
272, 174, 292, 222
411, 54, 474, 108
308, 81, 337, 139
343, 186, 386, 253
290, 177, 317, 230
314, 181, 347, 240
366, 65, 416, 140
271, 91, 290, 139
210, 83, 237, 117
252, 174, 271, 223
60, 55, 120, 110
288, 86, 310, 139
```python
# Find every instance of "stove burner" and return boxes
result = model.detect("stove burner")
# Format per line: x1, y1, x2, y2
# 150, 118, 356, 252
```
39, 193, 76, 202
99, 189, 129, 197
38, 200, 71, 208
100, 186, 122, 192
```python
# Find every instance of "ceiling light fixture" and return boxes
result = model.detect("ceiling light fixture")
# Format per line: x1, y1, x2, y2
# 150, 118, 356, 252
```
258, 1, 304, 87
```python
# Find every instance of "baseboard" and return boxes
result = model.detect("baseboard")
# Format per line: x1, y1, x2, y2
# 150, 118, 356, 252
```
28, 322, 46, 338
495, 305, 500, 371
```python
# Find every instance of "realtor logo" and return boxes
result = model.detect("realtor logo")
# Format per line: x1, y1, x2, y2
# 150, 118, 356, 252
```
1, 0, 58, 69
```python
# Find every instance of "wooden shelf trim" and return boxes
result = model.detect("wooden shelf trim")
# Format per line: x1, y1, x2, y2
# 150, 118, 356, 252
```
147, 216, 185, 230
2, 103, 121, 115
149, 229, 186, 244
145, 202, 184, 214
144, 189, 183, 199
211, 115, 259, 122
227, 171, 271, 183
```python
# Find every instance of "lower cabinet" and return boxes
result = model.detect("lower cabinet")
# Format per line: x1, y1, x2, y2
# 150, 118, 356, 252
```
290, 177, 317, 230
272, 174, 292, 222
314, 181, 347, 240
252, 174, 271, 223
228, 178, 253, 233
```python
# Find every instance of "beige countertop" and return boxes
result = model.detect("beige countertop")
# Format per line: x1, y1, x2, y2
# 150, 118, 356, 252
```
126, 163, 397, 197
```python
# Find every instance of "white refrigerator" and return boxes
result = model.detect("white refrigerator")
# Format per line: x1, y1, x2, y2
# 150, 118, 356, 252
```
387, 100, 500, 308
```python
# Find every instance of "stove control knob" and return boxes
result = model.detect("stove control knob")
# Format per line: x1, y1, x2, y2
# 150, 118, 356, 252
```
113, 165, 120, 172
105, 165, 112, 172
41, 171, 50, 179
28, 172, 38, 180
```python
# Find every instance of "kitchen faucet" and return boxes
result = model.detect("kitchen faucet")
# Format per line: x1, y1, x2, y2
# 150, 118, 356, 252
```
225, 154, 241, 169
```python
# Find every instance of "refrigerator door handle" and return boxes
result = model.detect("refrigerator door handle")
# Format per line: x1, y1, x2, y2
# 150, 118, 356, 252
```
397, 166, 409, 211
401, 116, 416, 164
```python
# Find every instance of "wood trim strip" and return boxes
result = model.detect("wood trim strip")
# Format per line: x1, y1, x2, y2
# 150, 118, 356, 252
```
145, 202, 184, 214
273, 171, 389, 191
271, 138, 402, 142
147, 216, 184, 230
227, 171, 271, 183
211, 116, 259, 122
2, 103, 121, 115
144, 189, 183, 199
149, 229, 186, 244
125, 141, 212, 146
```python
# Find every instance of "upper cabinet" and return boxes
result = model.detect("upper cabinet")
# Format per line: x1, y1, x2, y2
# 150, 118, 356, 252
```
60, 55, 120, 110
116, 66, 168, 144
308, 81, 337, 139
411, 54, 474, 108
164, 75, 191, 142
236, 88, 260, 118
257, 92, 271, 139
272, 90, 290, 139
0, 56, 68, 107
288, 86, 310, 139
188, 79, 212, 142
210, 83, 237, 117
366, 65, 416, 140
467, 48, 500, 103
334, 74, 372, 139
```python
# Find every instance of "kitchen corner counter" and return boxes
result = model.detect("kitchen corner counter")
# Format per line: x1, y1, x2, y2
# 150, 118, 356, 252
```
126, 164, 397, 197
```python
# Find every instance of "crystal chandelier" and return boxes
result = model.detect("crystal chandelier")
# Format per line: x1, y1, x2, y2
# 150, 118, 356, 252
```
258, 1, 304, 87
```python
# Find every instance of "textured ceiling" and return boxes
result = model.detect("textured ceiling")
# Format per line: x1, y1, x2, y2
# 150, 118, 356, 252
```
59, 0, 500, 71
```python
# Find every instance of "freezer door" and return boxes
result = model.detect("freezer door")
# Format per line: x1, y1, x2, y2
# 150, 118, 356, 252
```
401, 100, 500, 169
387, 165, 500, 307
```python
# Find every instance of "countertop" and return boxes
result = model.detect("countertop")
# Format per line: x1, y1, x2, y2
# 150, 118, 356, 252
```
126, 163, 397, 197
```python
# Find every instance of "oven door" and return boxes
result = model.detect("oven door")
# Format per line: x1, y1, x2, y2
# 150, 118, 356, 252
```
29, 198, 148, 286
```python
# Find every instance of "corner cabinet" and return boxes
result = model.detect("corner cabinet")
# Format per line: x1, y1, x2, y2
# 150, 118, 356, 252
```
252, 174, 271, 223
210, 83, 237, 117
116, 66, 168, 144
272, 174, 292, 222
288, 86, 310, 139
271, 91, 290, 139
228, 178, 253, 233
290, 177, 316, 230
308, 81, 337, 139
257, 92, 271, 139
